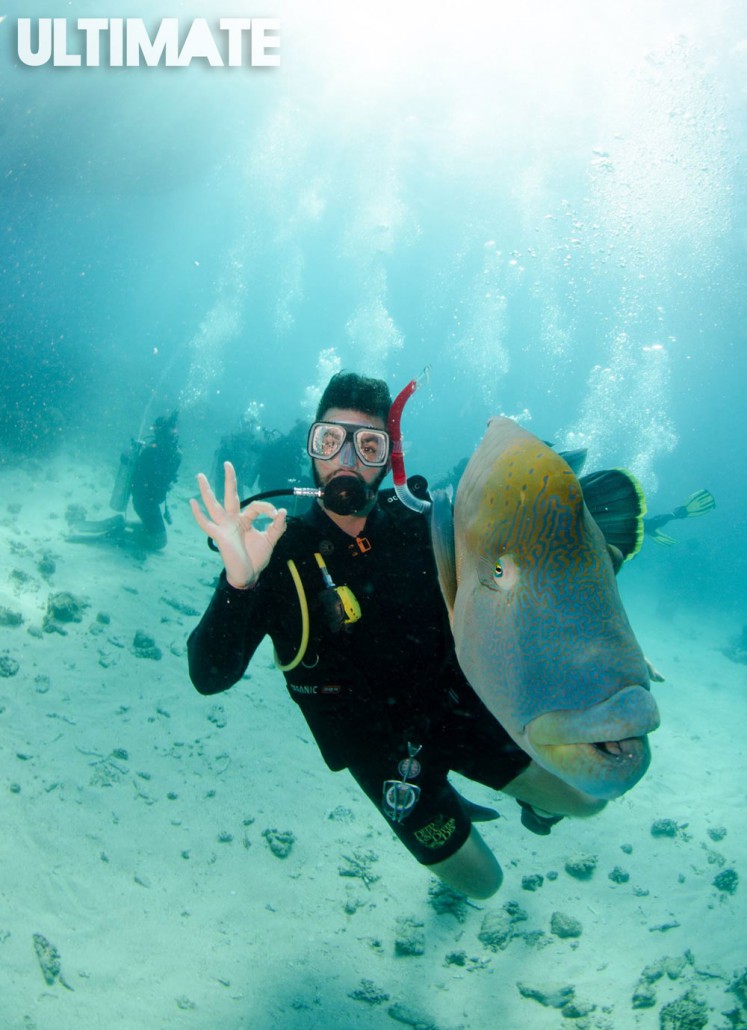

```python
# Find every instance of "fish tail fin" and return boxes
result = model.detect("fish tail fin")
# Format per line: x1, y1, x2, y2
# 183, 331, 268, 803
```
580, 468, 646, 561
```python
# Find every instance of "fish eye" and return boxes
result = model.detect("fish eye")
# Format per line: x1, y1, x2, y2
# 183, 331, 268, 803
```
479, 554, 518, 592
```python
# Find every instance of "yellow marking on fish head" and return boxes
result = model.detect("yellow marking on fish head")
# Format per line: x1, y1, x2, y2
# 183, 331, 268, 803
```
456, 417, 588, 581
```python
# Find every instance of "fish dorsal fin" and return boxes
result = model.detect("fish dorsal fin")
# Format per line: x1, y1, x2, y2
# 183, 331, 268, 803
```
430, 488, 457, 615
541, 442, 588, 476
557, 447, 588, 476
580, 468, 647, 561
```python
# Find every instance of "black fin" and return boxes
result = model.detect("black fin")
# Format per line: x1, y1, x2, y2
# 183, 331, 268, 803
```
456, 792, 500, 823
517, 800, 564, 835
67, 514, 126, 540
579, 468, 646, 561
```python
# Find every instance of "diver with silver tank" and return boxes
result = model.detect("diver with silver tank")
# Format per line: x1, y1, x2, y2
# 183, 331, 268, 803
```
68, 410, 181, 551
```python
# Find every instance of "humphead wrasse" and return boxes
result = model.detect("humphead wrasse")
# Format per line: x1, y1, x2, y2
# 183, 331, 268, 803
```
431, 417, 660, 800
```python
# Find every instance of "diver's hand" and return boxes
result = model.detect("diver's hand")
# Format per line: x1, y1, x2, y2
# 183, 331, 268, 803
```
190, 462, 287, 589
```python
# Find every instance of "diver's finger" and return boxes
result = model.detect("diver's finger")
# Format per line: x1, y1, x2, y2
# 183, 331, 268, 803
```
222, 461, 241, 514
263, 508, 287, 548
189, 496, 216, 537
196, 472, 225, 522
240, 500, 281, 527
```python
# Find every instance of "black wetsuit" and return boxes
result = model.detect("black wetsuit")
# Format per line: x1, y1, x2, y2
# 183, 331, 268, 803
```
187, 491, 530, 864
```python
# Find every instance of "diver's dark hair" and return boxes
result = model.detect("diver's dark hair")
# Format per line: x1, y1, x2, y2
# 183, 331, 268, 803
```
315, 372, 392, 424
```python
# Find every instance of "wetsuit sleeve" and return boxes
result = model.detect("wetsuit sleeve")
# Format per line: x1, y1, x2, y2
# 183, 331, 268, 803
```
187, 571, 269, 695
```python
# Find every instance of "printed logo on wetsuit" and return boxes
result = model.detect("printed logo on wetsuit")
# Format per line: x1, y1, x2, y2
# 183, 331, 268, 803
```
413, 815, 457, 849
288, 683, 343, 696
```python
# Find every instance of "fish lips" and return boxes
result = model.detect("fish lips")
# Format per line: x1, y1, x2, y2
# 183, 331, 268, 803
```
525, 685, 661, 799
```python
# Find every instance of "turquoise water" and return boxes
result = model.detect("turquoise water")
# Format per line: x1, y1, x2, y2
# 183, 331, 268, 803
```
4, 5, 744, 622
1, 6, 746, 1025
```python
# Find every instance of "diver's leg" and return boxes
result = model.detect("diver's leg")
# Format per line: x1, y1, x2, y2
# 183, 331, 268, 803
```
348, 753, 503, 900
428, 825, 503, 900
131, 496, 168, 550
501, 760, 606, 818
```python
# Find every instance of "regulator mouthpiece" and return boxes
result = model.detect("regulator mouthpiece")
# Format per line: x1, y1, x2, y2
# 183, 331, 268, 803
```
323, 475, 368, 515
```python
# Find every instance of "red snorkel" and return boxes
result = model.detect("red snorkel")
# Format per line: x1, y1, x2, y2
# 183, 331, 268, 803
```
387, 368, 431, 513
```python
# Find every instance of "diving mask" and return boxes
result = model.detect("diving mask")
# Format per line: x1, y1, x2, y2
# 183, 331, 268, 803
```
307, 421, 390, 467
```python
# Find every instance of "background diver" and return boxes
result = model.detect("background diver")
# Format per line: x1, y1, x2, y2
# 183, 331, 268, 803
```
643, 488, 716, 546
212, 414, 310, 500
68, 410, 182, 551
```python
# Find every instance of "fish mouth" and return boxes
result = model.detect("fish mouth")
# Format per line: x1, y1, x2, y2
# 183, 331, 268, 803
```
525, 686, 660, 799
592, 737, 646, 759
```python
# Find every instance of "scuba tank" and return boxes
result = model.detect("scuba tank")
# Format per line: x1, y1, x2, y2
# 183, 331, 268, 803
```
110, 439, 143, 512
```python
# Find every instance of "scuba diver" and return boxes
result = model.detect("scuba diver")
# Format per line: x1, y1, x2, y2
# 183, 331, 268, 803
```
187, 372, 607, 901
68, 410, 182, 551
129, 410, 182, 549
213, 415, 311, 499
212, 410, 264, 496
253, 419, 310, 495
643, 489, 716, 546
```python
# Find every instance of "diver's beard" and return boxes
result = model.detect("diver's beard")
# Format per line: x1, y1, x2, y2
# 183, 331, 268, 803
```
312, 465, 387, 514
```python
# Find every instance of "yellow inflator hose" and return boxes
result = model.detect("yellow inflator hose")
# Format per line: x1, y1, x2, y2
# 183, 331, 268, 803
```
274, 559, 310, 671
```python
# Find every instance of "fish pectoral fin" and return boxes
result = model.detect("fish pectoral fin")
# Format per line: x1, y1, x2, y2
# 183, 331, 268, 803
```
607, 544, 624, 574
645, 656, 666, 683
430, 488, 457, 614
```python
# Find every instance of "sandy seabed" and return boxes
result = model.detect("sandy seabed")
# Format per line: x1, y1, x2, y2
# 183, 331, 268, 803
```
1, 453, 746, 1030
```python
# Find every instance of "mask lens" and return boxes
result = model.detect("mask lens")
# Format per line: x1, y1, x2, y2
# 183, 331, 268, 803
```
308, 423, 346, 461
308, 423, 390, 466
352, 428, 389, 466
